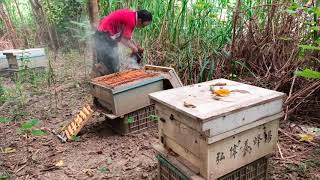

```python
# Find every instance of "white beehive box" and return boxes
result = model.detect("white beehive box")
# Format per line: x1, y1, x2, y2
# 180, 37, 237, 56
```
0, 48, 47, 70
0, 53, 8, 69
149, 79, 286, 179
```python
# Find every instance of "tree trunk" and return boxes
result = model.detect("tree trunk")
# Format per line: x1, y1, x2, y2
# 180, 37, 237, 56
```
88, 0, 100, 29
0, 2, 19, 48
29, 0, 59, 50
13, 0, 24, 23
88, 0, 100, 74
13, 0, 30, 47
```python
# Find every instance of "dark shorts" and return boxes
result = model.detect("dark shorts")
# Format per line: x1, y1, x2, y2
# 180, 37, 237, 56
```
94, 31, 119, 74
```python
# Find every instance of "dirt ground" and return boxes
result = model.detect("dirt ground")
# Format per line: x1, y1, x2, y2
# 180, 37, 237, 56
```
0, 52, 319, 180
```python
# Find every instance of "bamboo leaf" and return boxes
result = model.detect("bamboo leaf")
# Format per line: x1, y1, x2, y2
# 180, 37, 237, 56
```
309, 26, 320, 31
298, 133, 315, 142
295, 69, 320, 79
299, 45, 320, 51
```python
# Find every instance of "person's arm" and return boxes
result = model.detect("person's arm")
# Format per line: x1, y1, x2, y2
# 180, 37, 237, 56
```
132, 40, 144, 53
120, 37, 139, 53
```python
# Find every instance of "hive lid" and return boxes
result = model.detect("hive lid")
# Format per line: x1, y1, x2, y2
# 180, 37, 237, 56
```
149, 79, 286, 123
1, 48, 46, 58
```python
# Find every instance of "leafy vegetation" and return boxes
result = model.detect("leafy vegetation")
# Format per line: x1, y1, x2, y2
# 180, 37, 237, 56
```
296, 69, 320, 79
18, 118, 46, 136
0, 1, 319, 179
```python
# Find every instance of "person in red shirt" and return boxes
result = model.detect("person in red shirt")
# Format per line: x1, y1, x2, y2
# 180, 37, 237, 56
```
93, 9, 152, 76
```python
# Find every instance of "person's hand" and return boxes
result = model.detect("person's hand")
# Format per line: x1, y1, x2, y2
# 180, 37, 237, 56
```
138, 47, 144, 53
131, 46, 139, 54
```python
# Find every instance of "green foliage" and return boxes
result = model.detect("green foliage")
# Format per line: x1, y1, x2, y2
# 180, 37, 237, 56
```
0, 117, 12, 123
21, 119, 39, 129
0, 78, 8, 103
295, 69, 320, 79
19, 119, 46, 136
299, 45, 320, 51
286, 159, 320, 177
31, 129, 46, 136
70, 135, 81, 141
1, 174, 8, 180
98, 167, 109, 173
43, 0, 87, 49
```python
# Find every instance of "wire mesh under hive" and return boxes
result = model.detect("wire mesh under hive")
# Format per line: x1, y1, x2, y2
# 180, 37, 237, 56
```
106, 104, 157, 135
217, 156, 268, 180
92, 69, 157, 89
157, 154, 269, 180
157, 154, 189, 180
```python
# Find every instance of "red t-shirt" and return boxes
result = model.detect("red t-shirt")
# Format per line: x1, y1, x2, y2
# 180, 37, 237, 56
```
98, 9, 137, 39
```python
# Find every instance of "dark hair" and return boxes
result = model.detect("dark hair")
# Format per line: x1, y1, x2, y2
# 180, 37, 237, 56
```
137, 10, 152, 22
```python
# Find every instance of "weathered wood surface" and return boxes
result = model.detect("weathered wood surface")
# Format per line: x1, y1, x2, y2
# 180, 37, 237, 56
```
90, 76, 164, 116
150, 79, 285, 134
153, 143, 205, 180
144, 65, 183, 88
0, 48, 47, 70
159, 119, 279, 179
1, 48, 45, 56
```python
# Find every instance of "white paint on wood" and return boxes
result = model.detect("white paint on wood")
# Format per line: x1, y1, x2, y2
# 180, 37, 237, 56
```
164, 135, 202, 170
0, 58, 9, 69
0, 48, 47, 70
144, 65, 183, 88
153, 143, 205, 180
158, 112, 202, 157
203, 99, 283, 136
1, 48, 45, 57
160, 118, 279, 179
207, 112, 283, 144
149, 79, 285, 121
207, 119, 279, 179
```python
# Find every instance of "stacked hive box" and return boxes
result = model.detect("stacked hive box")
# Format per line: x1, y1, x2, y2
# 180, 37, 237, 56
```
90, 67, 183, 135
149, 79, 285, 179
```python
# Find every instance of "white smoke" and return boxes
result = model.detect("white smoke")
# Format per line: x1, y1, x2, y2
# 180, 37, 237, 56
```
117, 43, 142, 71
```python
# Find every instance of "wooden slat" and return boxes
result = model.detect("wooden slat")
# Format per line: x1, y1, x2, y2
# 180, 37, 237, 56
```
65, 130, 71, 139
75, 115, 83, 124
79, 111, 87, 119
86, 104, 94, 112
71, 122, 77, 129
82, 107, 90, 115
68, 126, 74, 135
62, 104, 96, 140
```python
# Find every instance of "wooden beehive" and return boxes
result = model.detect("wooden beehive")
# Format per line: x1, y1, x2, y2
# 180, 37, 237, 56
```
90, 70, 167, 117
0, 48, 47, 70
106, 104, 157, 135
149, 79, 286, 179
154, 144, 270, 180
